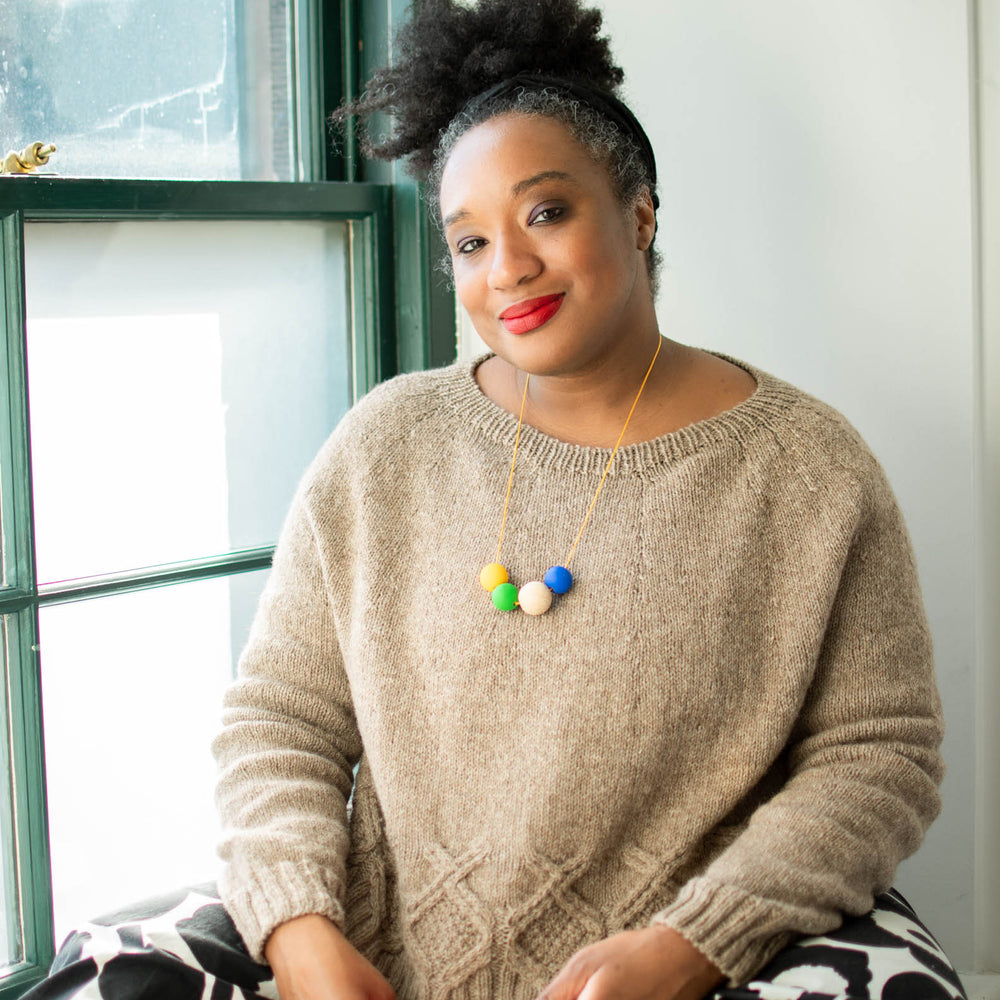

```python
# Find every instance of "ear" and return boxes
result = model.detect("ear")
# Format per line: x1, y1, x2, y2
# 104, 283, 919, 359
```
634, 187, 657, 251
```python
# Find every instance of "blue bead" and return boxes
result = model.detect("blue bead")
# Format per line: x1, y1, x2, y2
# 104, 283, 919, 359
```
544, 565, 573, 594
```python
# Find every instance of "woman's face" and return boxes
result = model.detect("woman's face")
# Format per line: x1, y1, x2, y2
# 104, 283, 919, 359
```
439, 113, 656, 378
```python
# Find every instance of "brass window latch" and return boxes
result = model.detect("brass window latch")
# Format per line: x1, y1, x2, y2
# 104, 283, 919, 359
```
1, 141, 58, 175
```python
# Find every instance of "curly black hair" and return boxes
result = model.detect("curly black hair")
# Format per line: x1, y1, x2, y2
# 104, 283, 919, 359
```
332, 0, 624, 176
331, 0, 662, 291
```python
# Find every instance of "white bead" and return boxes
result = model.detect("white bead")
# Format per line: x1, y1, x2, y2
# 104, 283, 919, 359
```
518, 580, 553, 616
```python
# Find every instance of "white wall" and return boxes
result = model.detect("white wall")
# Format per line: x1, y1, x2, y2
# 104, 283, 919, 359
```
974, 0, 1000, 980
458, 0, 993, 976
604, 0, 979, 969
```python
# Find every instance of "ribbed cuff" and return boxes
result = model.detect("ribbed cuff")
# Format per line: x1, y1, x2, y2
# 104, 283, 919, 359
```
649, 878, 796, 986
220, 859, 347, 962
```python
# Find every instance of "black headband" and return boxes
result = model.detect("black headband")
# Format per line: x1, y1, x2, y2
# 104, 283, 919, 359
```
465, 72, 659, 210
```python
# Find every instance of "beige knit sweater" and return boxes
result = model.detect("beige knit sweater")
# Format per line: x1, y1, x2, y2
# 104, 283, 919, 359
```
213, 355, 944, 997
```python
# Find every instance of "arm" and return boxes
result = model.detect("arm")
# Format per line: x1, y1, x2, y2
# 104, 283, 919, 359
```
264, 915, 396, 1000
212, 478, 363, 962
649, 466, 944, 984
538, 462, 943, 997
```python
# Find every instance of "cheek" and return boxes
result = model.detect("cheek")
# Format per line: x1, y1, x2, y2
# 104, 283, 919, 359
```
454, 271, 500, 345
453, 270, 483, 314
564, 213, 636, 287
571, 240, 633, 296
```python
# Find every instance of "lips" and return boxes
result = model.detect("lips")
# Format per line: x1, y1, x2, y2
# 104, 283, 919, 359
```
499, 293, 565, 335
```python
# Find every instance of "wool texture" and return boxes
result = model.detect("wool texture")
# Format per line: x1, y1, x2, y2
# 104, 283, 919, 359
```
212, 355, 944, 998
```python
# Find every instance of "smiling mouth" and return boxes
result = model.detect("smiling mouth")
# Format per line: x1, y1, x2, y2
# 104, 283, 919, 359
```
499, 294, 565, 335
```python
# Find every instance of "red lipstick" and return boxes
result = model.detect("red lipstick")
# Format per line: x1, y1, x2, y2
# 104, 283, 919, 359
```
499, 294, 565, 335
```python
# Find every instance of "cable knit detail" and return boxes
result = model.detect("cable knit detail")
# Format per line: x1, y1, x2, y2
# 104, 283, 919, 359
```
213, 355, 944, 998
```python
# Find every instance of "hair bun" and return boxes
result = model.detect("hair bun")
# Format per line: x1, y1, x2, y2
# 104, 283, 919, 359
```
332, 0, 625, 175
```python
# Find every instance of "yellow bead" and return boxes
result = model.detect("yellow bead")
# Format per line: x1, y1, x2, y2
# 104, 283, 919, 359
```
518, 580, 553, 616
480, 562, 509, 591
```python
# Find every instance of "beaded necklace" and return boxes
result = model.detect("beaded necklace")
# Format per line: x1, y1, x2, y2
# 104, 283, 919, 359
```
479, 338, 662, 614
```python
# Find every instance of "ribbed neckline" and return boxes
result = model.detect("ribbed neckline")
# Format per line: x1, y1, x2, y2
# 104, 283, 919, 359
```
436, 352, 802, 477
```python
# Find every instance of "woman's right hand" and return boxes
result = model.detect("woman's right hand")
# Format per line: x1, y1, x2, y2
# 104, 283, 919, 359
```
263, 914, 396, 1000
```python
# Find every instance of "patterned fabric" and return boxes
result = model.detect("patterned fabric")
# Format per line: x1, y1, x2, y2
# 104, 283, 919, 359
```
23, 885, 965, 1000
712, 890, 966, 1000
28, 885, 276, 1000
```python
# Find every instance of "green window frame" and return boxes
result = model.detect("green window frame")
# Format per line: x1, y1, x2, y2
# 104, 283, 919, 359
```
0, 2, 453, 995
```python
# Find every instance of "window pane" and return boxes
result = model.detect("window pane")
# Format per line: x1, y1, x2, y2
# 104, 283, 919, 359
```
40, 570, 268, 940
0, 617, 23, 969
0, 479, 8, 590
0, 0, 297, 180
25, 219, 351, 584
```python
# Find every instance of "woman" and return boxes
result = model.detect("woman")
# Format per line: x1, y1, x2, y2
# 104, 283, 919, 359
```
28, 1, 963, 999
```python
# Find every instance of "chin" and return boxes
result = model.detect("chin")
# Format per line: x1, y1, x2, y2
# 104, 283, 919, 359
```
508, 334, 615, 379
489, 340, 568, 377
470, 310, 606, 376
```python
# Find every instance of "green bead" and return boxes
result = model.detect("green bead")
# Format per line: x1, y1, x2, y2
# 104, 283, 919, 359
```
491, 581, 519, 610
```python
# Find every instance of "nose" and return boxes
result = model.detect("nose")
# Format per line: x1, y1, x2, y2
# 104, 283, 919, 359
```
488, 229, 542, 290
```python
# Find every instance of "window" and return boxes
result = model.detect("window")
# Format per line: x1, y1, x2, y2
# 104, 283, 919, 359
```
1, 0, 299, 181
0, 2, 454, 996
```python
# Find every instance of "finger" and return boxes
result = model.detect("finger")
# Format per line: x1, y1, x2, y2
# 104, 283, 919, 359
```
537, 953, 601, 1000
537, 971, 594, 1000
577, 966, 617, 1000
368, 979, 396, 1000
373, 979, 397, 1000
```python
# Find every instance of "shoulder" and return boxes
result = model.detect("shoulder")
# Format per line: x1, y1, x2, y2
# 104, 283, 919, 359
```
736, 359, 883, 480
335, 361, 468, 445
295, 361, 480, 504
340, 363, 469, 444
716, 357, 904, 533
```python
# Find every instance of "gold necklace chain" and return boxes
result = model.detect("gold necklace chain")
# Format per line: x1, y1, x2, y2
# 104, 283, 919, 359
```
479, 337, 663, 615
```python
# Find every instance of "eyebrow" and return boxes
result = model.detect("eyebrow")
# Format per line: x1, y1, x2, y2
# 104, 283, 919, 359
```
512, 170, 574, 196
442, 170, 577, 229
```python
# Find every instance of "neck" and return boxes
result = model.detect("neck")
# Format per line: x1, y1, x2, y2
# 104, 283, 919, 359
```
495, 334, 681, 448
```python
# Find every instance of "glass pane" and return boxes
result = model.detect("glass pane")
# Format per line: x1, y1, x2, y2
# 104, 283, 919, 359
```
0, 0, 297, 180
40, 570, 268, 941
1, 346, 16, 592
0, 616, 24, 969
0, 478, 8, 591
25, 219, 351, 584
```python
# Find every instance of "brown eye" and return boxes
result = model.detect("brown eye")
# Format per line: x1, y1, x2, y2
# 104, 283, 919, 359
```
455, 237, 486, 256
528, 204, 565, 225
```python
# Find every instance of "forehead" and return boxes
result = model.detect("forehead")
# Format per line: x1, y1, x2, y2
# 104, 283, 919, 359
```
438, 113, 613, 218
